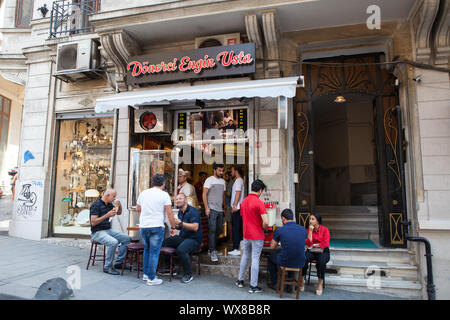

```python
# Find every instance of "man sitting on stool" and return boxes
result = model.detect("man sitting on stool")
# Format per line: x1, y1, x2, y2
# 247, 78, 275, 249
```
90, 189, 131, 275
159, 192, 202, 283
268, 209, 307, 290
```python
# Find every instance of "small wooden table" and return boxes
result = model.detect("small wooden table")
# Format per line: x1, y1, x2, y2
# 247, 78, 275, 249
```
127, 226, 140, 232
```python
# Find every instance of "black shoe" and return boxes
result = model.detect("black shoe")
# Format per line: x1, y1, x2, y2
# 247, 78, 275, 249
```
103, 268, 120, 275
181, 275, 194, 283
248, 286, 263, 294
158, 268, 177, 276
268, 283, 277, 291
113, 263, 123, 269
235, 280, 244, 288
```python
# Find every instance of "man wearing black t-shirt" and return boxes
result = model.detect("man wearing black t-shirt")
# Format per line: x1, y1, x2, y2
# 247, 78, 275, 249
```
90, 189, 131, 275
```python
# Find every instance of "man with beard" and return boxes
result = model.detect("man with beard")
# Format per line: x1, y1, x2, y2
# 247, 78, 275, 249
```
159, 193, 202, 283
202, 163, 226, 262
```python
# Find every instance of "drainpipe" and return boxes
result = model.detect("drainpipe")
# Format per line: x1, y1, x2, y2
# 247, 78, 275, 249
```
405, 235, 436, 300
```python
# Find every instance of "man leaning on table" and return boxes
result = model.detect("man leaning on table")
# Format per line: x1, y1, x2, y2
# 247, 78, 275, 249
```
268, 209, 306, 290
136, 174, 176, 286
90, 189, 131, 275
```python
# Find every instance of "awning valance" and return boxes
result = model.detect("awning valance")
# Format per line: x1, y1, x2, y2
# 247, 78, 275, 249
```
95, 76, 299, 113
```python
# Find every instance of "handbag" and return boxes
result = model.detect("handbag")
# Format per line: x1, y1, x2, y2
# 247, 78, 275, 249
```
308, 226, 324, 253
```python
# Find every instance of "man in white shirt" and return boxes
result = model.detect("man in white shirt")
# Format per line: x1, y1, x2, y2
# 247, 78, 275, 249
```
177, 169, 198, 207
228, 166, 245, 256
202, 163, 226, 262
136, 174, 176, 286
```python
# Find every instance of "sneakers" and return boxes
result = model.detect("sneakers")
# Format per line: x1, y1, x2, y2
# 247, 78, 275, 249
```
158, 267, 177, 276
210, 250, 218, 262
147, 277, 163, 286
228, 249, 241, 256
143, 274, 149, 281
181, 275, 194, 283
235, 280, 244, 288
103, 267, 120, 275
248, 286, 263, 294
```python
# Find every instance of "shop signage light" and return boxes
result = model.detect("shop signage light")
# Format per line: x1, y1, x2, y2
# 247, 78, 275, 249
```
126, 43, 255, 85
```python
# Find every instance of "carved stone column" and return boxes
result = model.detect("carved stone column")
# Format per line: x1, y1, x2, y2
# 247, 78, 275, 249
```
434, 0, 450, 66
261, 9, 281, 78
409, 0, 440, 64
99, 30, 140, 92
245, 13, 264, 79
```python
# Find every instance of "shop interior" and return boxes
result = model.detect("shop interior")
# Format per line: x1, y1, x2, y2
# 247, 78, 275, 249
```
52, 117, 114, 235
128, 103, 249, 248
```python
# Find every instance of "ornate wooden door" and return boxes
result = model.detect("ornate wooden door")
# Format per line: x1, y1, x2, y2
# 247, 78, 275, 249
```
294, 53, 408, 247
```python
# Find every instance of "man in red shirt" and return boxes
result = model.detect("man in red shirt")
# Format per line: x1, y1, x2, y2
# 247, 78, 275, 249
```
235, 179, 268, 294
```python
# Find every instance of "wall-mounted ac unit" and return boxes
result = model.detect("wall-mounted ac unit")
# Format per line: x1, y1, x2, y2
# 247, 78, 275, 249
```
134, 107, 172, 134
55, 39, 100, 81
194, 33, 241, 49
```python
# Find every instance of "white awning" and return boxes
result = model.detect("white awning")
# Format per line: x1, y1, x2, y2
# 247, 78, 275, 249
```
95, 76, 299, 113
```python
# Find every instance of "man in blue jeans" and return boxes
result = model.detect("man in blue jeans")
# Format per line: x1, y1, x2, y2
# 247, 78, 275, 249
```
90, 189, 131, 275
202, 163, 226, 262
136, 174, 176, 286
160, 192, 202, 283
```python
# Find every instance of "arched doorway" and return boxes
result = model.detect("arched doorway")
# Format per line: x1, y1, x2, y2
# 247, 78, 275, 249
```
294, 53, 407, 248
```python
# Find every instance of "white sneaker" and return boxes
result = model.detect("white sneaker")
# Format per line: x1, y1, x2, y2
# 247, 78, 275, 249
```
143, 274, 149, 281
228, 249, 241, 256
210, 250, 218, 262
147, 277, 163, 286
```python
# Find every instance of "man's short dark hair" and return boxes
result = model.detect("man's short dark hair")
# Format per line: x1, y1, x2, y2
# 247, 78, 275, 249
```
234, 166, 244, 177
281, 209, 294, 221
199, 171, 207, 177
151, 174, 166, 187
213, 163, 224, 171
251, 179, 266, 193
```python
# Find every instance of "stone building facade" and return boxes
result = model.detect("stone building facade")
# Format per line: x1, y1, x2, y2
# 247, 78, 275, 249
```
1, 0, 450, 299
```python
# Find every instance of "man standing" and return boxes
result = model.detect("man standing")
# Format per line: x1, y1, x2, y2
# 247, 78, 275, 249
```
224, 169, 234, 245
235, 180, 268, 293
268, 209, 306, 290
90, 189, 130, 275
136, 174, 176, 286
228, 167, 245, 256
177, 169, 198, 207
202, 163, 226, 262
160, 193, 202, 283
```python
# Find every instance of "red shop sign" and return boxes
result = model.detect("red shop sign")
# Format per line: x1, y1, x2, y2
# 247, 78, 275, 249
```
126, 43, 255, 85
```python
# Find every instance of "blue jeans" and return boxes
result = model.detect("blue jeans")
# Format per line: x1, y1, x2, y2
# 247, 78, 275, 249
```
208, 209, 224, 251
231, 211, 243, 250
162, 236, 201, 276
238, 239, 264, 287
140, 227, 164, 280
91, 229, 131, 269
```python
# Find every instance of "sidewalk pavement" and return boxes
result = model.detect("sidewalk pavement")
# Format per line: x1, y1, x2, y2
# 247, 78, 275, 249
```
0, 233, 407, 300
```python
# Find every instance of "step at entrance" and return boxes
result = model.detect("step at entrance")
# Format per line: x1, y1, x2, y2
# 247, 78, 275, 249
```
316, 206, 379, 242
196, 246, 422, 299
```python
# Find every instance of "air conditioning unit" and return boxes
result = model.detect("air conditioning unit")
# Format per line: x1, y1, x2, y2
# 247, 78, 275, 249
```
55, 39, 100, 81
134, 107, 172, 134
194, 33, 241, 49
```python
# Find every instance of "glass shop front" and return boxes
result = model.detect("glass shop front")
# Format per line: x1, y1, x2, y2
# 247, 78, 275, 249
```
51, 115, 114, 236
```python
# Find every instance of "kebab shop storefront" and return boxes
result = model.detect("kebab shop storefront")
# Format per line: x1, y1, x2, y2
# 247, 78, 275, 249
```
95, 42, 300, 244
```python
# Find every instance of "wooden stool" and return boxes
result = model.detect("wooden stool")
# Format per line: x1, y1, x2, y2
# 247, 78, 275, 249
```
121, 243, 145, 278
86, 241, 106, 270
276, 266, 303, 299
307, 260, 325, 288
159, 247, 177, 281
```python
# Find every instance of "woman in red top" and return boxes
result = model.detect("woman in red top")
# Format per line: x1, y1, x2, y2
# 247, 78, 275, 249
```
302, 213, 330, 296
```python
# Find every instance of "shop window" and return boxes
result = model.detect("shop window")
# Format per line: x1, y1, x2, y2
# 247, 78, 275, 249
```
0, 96, 11, 177
15, 0, 34, 28
52, 117, 113, 236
